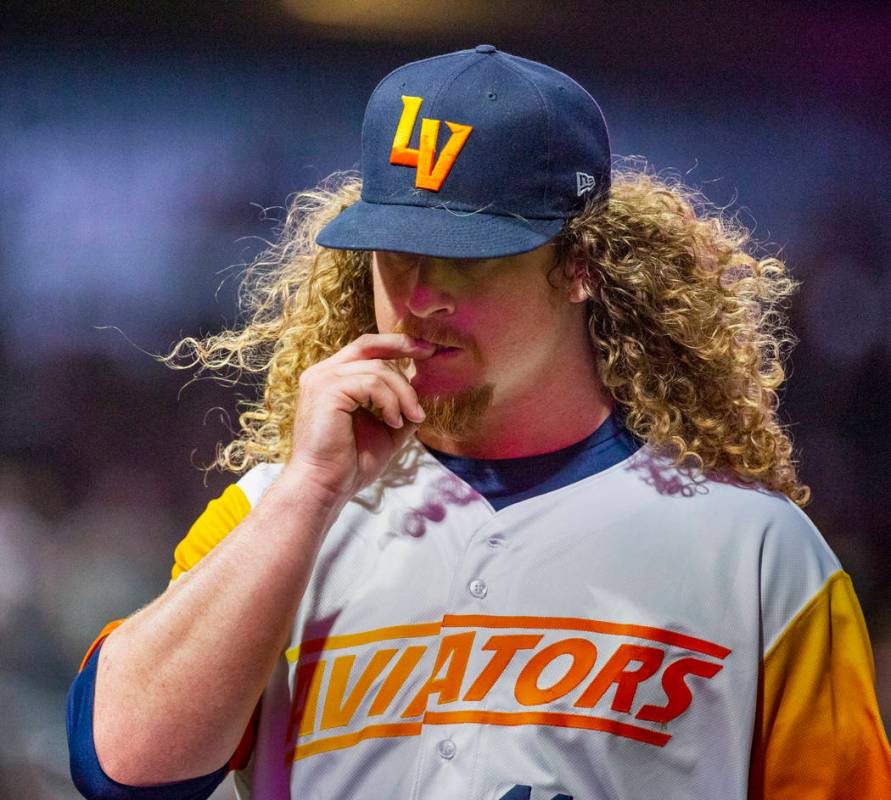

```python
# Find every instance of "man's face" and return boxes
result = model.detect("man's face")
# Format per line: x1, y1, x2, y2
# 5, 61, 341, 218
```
372, 243, 586, 441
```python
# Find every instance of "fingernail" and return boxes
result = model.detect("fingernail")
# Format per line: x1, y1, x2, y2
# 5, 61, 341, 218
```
413, 338, 436, 348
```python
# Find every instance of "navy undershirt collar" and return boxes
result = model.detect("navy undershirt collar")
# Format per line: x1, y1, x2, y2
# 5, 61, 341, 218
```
422, 411, 642, 511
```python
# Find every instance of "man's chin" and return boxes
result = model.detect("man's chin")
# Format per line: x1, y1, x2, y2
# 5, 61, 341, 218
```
417, 383, 495, 441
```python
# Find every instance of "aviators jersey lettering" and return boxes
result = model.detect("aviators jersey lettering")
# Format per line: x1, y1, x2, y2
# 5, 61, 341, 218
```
120, 433, 885, 799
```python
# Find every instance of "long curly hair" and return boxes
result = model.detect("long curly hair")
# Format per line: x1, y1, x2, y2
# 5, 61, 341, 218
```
165, 161, 810, 506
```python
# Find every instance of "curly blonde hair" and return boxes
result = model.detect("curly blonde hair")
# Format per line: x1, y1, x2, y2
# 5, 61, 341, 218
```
165, 162, 810, 506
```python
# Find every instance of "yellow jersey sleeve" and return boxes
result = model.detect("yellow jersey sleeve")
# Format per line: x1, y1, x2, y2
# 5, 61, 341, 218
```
170, 483, 252, 581
749, 570, 891, 798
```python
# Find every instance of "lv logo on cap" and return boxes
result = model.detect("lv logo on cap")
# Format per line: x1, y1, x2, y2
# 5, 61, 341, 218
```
390, 96, 473, 192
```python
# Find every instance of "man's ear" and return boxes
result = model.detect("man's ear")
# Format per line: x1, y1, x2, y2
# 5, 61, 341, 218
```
566, 252, 592, 304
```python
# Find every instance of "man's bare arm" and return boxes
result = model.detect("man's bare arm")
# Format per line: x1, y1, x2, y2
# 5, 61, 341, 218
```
91, 334, 433, 784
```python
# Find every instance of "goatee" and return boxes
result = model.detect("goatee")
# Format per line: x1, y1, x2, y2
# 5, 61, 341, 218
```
417, 384, 495, 441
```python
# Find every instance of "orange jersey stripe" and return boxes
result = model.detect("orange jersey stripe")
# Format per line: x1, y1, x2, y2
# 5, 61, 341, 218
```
286, 616, 730, 662
289, 711, 670, 762
286, 622, 442, 663
291, 722, 422, 761
422, 710, 671, 747
442, 614, 731, 660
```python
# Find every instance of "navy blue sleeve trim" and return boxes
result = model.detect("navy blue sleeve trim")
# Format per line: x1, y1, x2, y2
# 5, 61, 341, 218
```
66, 642, 228, 800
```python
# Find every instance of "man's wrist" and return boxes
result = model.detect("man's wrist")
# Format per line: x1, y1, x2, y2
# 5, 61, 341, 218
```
268, 463, 350, 525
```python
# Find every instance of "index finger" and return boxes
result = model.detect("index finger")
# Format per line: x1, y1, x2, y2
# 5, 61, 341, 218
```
330, 333, 437, 364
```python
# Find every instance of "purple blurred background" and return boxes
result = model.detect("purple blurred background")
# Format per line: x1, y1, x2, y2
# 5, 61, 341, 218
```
1, 2, 889, 796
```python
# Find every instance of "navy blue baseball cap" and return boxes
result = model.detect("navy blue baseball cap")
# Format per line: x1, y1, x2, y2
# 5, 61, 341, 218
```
316, 45, 611, 259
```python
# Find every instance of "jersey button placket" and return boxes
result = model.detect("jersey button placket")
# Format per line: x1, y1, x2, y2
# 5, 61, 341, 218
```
437, 738, 457, 760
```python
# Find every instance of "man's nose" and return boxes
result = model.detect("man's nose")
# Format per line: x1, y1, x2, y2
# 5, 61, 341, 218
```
405, 257, 456, 317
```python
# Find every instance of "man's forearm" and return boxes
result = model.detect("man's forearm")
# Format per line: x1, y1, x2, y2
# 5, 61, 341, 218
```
92, 469, 345, 785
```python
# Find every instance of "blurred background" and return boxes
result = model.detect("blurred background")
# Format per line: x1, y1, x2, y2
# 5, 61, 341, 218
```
1, 1, 889, 796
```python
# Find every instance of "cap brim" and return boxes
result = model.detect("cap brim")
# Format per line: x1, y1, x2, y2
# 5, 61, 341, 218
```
315, 200, 565, 259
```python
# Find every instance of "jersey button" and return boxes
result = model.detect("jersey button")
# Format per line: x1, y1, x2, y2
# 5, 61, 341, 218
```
437, 738, 457, 759
468, 578, 488, 599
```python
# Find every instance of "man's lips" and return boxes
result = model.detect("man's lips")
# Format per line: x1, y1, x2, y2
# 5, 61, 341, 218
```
414, 340, 464, 360
416, 338, 463, 353
430, 346, 462, 358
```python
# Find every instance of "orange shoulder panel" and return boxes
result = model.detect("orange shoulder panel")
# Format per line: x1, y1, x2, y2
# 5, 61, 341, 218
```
78, 619, 126, 672
748, 570, 891, 798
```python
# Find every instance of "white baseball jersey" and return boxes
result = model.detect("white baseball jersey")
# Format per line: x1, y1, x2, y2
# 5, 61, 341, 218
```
87, 436, 891, 799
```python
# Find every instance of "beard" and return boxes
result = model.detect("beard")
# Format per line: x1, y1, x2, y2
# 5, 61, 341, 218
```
416, 383, 495, 441
388, 352, 495, 441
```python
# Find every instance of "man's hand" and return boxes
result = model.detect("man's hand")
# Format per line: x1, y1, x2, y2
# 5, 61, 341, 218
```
284, 333, 435, 500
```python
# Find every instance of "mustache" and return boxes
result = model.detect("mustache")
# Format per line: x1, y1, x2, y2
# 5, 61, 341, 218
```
392, 319, 472, 350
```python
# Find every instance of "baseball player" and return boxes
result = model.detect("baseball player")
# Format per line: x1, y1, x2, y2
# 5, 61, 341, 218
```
67, 46, 890, 799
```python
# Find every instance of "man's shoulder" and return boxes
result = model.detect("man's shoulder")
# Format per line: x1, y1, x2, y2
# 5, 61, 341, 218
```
621, 446, 834, 555
624, 445, 779, 501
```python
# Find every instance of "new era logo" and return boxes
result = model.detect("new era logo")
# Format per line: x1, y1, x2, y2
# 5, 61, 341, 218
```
576, 172, 597, 196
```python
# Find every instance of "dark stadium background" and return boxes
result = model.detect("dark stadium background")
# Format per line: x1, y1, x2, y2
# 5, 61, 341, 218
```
1, 2, 889, 796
